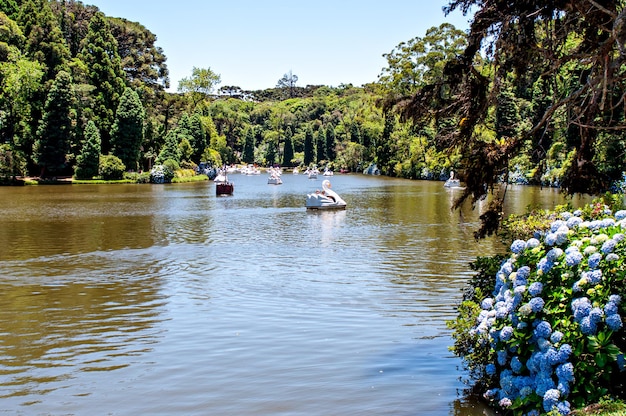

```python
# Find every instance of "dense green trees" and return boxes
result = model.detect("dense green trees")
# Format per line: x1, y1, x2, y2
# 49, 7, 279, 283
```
0, 0, 624, 233
78, 11, 126, 153
397, 0, 626, 236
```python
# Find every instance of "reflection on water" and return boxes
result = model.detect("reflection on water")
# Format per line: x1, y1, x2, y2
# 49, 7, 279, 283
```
0, 176, 578, 415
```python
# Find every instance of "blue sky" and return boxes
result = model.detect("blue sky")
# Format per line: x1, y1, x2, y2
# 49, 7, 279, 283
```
86, 1, 472, 92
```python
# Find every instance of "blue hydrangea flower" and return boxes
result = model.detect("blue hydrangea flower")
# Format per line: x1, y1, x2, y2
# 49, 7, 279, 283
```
481, 298, 494, 310
543, 389, 561, 413
529, 282, 544, 296
606, 314, 623, 331
550, 220, 566, 232
572, 297, 592, 321
510, 356, 523, 374
546, 347, 560, 365
537, 337, 552, 353
609, 294, 622, 304
573, 209, 583, 216
606, 253, 620, 262
517, 266, 530, 280
547, 248, 564, 261
500, 326, 514, 341
601, 239, 617, 254
536, 375, 556, 396
556, 362, 574, 382
486, 363, 497, 376
558, 344, 572, 362
557, 381, 570, 395
602, 218, 615, 228
511, 239, 527, 253
526, 238, 541, 248
500, 261, 513, 276
555, 231, 569, 245
534, 320, 552, 339
580, 316, 597, 335
550, 330, 564, 344
615, 210, 626, 220
497, 350, 508, 366
587, 269, 603, 285
529, 297, 545, 313
545, 233, 557, 246
537, 257, 554, 274
618, 354, 625, 371
588, 252, 602, 269
566, 216, 583, 228
589, 307, 604, 324
565, 250, 583, 266
614, 233, 625, 242
556, 401, 571, 415
605, 301, 619, 315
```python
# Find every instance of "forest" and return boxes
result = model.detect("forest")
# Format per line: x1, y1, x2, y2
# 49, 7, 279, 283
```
0, 1, 625, 223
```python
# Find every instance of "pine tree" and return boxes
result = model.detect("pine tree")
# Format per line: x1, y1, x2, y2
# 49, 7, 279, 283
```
325, 124, 336, 161
78, 12, 126, 154
242, 127, 255, 164
110, 87, 145, 171
17, 0, 70, 81
33, 70, 73, 177
156, 130, 181, 164
282, 126, 294, 166
189, 112, 206, 163
74, 120, 101, 179
303, 126, 314, 166
265, 137, 277, 166
316, 127, 325, 163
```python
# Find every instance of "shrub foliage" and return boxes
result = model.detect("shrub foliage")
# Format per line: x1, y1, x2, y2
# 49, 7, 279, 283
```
449, 199, 626, 415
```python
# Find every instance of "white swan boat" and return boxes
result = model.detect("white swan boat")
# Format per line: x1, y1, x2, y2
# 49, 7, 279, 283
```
306, 180, 347, 210
443, 171, 461, 188
267, 167, 283, 185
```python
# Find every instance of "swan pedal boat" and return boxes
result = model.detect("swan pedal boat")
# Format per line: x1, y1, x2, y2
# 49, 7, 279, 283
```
306, 180, 346, 210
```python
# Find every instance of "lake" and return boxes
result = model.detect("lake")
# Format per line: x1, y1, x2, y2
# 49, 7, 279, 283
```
0, 173, 584, 415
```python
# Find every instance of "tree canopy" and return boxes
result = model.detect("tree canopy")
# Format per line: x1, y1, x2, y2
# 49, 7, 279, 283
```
397, 0, 626, 237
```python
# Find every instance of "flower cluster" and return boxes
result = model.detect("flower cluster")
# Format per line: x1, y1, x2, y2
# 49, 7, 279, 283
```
471, 206, 626, 414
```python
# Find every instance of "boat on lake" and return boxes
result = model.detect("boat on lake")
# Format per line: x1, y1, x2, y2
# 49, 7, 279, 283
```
267, 167, 283, 185
443, 171, 462, 188
214, 170, 234, 195
306, 179, 346, 210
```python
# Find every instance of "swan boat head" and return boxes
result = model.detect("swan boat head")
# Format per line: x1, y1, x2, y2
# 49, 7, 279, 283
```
306, 180, 347, 210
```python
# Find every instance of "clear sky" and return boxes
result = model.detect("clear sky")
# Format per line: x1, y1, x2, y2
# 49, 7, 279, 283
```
85, 1, 472, 92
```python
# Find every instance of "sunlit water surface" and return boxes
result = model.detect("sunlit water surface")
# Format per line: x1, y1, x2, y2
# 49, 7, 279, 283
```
0, 174, 585, 415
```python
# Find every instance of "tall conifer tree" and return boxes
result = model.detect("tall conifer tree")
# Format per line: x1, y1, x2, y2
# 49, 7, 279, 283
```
316, 127, 326, 163
303, 126, 314, 166
282, 126, 294, 166
78, 11, 126, 154
33, 70, 73, 176
110, 87, 144, 171
74, 120, 101, 179
325, 124, 336, 161
242, 127, 255, 164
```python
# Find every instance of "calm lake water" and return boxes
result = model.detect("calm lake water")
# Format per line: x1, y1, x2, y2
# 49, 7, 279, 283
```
0, 173, 584, 415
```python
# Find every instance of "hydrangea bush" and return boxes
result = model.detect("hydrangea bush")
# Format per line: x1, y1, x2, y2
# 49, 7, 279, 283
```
450, 201, 626, 415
